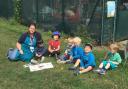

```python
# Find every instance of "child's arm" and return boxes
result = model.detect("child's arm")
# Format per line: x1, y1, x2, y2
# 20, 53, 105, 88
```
55, 45, 60, 51
72, 48, 83, 59
104, 52, 108, 59
110, 53, 122, 65
48, 45, 54, 53
116, 53, 122, 64
104, 51, 111, 60
55, 41, 61, 51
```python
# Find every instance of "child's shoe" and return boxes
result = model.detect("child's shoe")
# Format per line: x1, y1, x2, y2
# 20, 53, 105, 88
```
57, 60, 61, 63
40, 56, 45, 63
31, 59, 38, 64
74, 69, 80, 76
93, 68, 102, 73
49, 54, 51, 57
99, 69, 106, 75
68, 66, 77, 70
65, 60, 72, 64
55, 54, 60, 60
57, 60, 66, 64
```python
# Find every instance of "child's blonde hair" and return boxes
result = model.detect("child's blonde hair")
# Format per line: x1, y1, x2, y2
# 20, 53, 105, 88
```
67, 37, 74, 43
73, 37, 81, 45
109, 43, 119, 51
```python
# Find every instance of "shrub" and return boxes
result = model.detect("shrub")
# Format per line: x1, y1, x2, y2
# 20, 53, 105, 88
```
14, 0, 22, 23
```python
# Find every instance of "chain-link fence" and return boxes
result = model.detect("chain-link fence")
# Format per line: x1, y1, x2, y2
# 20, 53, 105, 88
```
0, 0, 14, 18
88, 0, 128, 44
0, 0, 128, 44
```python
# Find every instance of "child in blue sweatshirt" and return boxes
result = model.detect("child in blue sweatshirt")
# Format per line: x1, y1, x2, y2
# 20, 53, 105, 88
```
69, 44, 96, 75
68, 37, 85, 67
70, 37, 85, 62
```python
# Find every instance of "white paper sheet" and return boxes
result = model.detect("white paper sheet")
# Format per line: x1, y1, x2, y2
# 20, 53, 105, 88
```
29, 62, 54, 72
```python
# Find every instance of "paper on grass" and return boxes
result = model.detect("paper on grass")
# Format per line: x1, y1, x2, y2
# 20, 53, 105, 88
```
29, 62, 54, 72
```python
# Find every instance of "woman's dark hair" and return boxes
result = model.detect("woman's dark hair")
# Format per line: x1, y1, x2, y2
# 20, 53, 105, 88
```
85, 43, 93, 49
28, 22, 36, 28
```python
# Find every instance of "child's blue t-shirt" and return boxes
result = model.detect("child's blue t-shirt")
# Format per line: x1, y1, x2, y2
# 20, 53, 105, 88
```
82, 52, 96, 67
70, 46, 85, 59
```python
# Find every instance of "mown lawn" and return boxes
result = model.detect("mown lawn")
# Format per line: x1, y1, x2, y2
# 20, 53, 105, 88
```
0, 18, 128, 89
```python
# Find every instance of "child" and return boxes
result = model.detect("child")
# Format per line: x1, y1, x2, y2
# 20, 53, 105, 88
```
69, 44, 96, 75
94, 43, 122, 75
57, 37, 74, 63
30, 40, 47, 64
35, 40, 47, 62
68, 37, 85, 65
48, 31, 61, 59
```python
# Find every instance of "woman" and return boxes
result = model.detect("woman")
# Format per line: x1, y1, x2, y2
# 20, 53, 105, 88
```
16, 23, 42, 63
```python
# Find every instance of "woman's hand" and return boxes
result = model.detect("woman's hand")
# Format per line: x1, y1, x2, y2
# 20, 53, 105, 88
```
16, 42, 23, 54
19, 49, 24, 54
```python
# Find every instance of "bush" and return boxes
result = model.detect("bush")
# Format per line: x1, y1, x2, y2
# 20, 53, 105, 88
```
74, 24, 95, 45
14, 0, 22, 23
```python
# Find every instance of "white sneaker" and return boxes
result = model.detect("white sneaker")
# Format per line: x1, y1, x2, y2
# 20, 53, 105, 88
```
31, 59, 38, 64
93, 69, 101, 73
60, 61, 66, 64
57, 60, 66, 64
57, 60, 61, 63
40, 56, 45, 63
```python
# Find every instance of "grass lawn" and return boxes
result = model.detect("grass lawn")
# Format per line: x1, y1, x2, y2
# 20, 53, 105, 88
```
0, 18, 128, 89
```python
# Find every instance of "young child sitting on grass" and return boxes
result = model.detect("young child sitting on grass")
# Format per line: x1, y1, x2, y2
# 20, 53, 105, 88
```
30, 40, 47, 64
48, 31, 61, 59
57, 37, 74, 63
94, 43, 122, 75
69, 44, 96, 75
68, 37, 85, 65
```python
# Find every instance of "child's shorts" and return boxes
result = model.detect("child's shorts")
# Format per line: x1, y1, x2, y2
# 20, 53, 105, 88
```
80, 60, 95, 69
102, 60, 117, 70
59, 55, 69, 61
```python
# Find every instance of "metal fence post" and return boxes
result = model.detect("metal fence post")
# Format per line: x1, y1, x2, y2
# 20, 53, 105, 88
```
101, 0, 105, 45
113, 0, 118, 43
61, 0, 65, 31
36, 0, 39, 23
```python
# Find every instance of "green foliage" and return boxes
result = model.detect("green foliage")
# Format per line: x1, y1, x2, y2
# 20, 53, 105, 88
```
75, 25, 95, 45
14, 0, 22, 23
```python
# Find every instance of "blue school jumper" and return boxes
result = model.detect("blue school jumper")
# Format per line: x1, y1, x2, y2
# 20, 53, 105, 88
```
70, 46, 85, 61
80, 52, 96, 68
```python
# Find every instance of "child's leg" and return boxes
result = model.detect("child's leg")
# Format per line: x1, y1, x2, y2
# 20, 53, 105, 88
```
40, 48, 47, 56
74, 59, 80, 67
47, 49, 52, 56
35, 56, 40, 61
53, 51, 60, 55
99, 63, 104, 69
105, 63, 110, 70
79, 66, 93, 73
98, 61, 110, 75
68, 59, 80, 70
79, 60, 85, 70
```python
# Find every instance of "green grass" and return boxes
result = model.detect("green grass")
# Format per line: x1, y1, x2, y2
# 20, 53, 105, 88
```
0, 18, 128, 89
